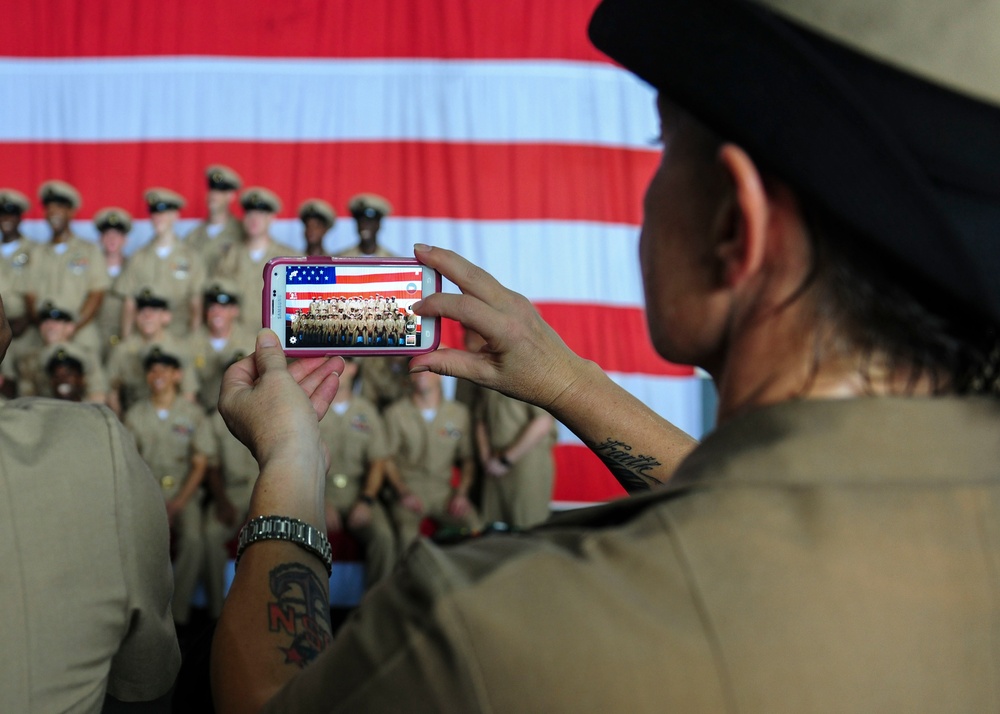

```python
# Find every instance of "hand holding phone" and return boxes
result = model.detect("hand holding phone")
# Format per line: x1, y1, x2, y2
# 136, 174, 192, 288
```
263, 257, 441, 357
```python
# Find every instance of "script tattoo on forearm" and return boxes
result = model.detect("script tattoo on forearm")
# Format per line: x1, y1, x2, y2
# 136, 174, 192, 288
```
593, 438, 663, 493
266, 563, 334, 668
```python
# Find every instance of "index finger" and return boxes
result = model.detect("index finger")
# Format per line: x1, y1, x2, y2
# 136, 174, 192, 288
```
413, 244, 512, 307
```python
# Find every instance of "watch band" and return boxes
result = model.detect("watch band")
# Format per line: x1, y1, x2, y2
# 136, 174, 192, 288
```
236, 515, 333, 575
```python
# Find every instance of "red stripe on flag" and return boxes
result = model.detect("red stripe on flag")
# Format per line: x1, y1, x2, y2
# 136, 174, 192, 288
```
439, 303, 694, 377
12, 0, 608, 61
552, 444, 628, 502
2, 141, 657, 225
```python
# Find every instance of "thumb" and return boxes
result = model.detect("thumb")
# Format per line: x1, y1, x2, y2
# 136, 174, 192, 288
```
253, 329, 288, 376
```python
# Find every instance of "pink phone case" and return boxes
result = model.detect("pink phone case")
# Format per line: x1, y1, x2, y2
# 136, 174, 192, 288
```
262, 256, 442, 357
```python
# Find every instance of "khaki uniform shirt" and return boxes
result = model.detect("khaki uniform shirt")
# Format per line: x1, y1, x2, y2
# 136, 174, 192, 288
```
28, 235, 110, 320
116, 242, 206, 337
0, 237, 35, 317
96, 265, 127, 357
263, 397, 1000, 713
124, 397, 204, 499
0, 399, 179, 711
476, 389, 557, 527
106, 333, 199, 411
384, 398, 472, 505
188, 326, 257, 411
185, 215, 245, 276
319, 397, 390, 511
211, 237, 292, 327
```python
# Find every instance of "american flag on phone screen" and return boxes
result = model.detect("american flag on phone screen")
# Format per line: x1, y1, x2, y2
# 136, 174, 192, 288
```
285, 266, 422, 319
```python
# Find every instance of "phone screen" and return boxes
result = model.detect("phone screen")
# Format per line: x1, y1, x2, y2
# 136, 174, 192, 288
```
266, 259, 438, 355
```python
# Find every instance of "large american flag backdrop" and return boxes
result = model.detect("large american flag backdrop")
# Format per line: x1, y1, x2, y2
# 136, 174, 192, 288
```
5, 0, 712, 506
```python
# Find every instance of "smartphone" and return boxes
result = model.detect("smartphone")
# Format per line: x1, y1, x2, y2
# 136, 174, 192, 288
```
263, 256, 441, 356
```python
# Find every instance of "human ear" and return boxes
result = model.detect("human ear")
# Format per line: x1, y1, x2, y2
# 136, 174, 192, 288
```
713, 143, 770, 289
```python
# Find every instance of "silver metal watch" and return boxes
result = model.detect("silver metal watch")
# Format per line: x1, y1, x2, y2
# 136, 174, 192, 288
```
236, 515, 333, 575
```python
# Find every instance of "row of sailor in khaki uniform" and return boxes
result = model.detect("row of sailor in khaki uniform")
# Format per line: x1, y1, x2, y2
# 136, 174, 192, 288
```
8, 282, 255, 416
0, 173, 397, 366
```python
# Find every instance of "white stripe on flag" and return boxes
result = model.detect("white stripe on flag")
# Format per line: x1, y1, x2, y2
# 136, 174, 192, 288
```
1, 57, 657, 147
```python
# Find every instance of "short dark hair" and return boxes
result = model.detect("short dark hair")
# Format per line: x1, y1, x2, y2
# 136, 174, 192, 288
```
799, 197, 999, 396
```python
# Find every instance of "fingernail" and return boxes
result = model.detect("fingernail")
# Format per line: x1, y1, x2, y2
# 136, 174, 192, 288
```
413, 243, 431, 253
411, 299, 423, 311
408, 364, 430, 374
257, 329, 279, 348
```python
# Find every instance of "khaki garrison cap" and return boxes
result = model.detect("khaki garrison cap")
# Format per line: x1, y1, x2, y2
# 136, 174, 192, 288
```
240, 186, 282, 213
0, 189, 30, 214
348, 193, 392, 219
38, 180, 81, 209
144, 187, 186, 212
206, 164, 243, 191
298, 198, 337, 226
94, 207, 133, 233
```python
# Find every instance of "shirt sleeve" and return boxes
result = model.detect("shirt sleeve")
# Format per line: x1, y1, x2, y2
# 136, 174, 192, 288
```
193, 415, 220, 466
103, 409, 181, 701
115, 256, 139, 300
86, 242, 112, 293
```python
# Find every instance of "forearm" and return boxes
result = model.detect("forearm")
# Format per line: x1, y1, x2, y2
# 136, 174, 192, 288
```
190, 295, 203, 332
360, 459, 385, 499
173, 456, 207, 507
455, 458, 475, 496
212, 453, 330, 714
23, 293, 36, 323
107, 387, 123, 418
475, 420, 491, 465
382, 459, 409, 497
204, 464, 226, 501
76, 290, 104, 329
549, 359, 697, 492
501, 414, 555, 462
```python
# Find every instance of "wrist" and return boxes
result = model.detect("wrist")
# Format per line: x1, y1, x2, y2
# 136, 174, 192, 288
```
546, 357, 607, 420
249, 456, 327, 525
257, 450, 325, 483
498, 452, 512, 467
